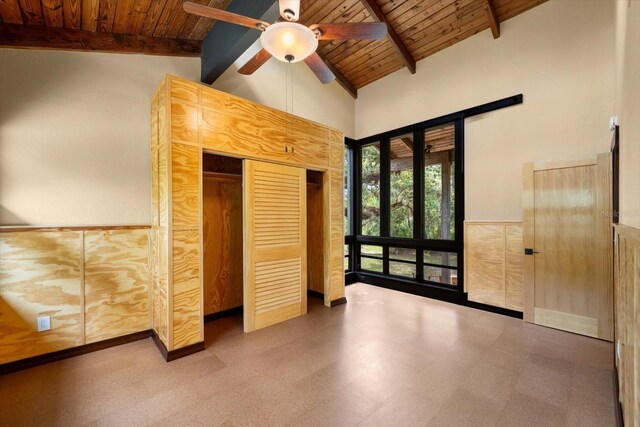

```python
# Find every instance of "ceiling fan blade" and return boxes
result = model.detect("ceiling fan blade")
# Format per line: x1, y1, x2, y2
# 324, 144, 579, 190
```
309, 22, 387, 40
303, 52, 335, 84
238, 49, 272, 75
279, 0, 300, 22
183, 2, 270, 31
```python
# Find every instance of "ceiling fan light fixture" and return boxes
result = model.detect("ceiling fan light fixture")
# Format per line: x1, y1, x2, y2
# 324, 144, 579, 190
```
260, 22, 318, 63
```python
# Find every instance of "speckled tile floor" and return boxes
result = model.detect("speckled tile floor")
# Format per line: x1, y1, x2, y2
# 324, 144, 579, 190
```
0, 283, 616, 426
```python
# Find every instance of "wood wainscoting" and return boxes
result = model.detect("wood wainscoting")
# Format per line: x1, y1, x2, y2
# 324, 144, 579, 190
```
0, 226, 150, 365
614, 223, 640, 426
464, 221, 523, 311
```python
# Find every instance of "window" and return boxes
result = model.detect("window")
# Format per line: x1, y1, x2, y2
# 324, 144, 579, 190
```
344, 147, 352, 235
424, 124, 455, 241
424, 250, 457, 286
389, 247, 416, 279
361, 143, 381, 236
390, 134, 414, 238
360, 244, 383, 273
344, 244, 350, 271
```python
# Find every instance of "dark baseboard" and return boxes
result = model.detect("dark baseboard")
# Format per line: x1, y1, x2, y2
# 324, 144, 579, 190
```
150, 330, 205, 362
330, 297, 347, 307
0, 330, 151, 376
464, 300, 523, 319
345, 272, 358, 285
613, 365, 624, 427
355, 272, 524, 319
307, 289, 324, 300
204, 306, 243, 323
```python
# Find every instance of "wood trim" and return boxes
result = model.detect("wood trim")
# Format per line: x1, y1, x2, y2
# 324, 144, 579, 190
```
532, 156, 598, 172
0, 225, 151, 233
522, 162, 535, 322
613, 366, 623, 427
0, 24, 202, 57
360, 0, 416, 74
484, 0, 500, 39
614, 223, 640, 245
0, 330, 151, 376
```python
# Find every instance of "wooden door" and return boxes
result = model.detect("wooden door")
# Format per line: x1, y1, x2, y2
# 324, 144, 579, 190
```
523, 153, 613, 340
243, 159, 307, 332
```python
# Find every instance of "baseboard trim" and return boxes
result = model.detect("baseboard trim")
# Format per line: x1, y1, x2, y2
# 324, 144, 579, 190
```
330, 297, 347, 307
150, 330, 204, 362
204, 306, 243, 323
307, 289, 324, 300
465, 300, 524, 319
0, 330, 151, 376
613, 365, 624, 427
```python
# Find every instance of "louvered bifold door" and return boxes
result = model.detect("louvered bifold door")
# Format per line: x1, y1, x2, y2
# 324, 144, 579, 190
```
243, 160, 307, 333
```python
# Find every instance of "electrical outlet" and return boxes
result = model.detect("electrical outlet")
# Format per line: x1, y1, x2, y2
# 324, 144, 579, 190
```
37, 316, 51, 332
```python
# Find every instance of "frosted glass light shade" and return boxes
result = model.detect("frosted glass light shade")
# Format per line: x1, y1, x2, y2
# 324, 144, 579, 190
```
260, 22, 318, 63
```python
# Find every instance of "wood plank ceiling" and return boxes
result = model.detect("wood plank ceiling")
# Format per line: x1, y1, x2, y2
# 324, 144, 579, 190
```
298, 0, 548, 89
0, 0, 548, 87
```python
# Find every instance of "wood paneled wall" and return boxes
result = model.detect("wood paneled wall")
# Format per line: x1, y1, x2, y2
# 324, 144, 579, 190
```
464, 221, 523, 311
150, 75, 344, 349
0, 226, 149, 364
203, 173, 243, 315
614, 224, 640, 426
307, 182, 325, 294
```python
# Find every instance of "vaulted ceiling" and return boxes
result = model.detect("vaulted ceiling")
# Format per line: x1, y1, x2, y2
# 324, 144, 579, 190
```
0, 0, 548, 90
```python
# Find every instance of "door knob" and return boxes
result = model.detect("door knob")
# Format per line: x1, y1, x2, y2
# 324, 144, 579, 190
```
524, 248, 539, 255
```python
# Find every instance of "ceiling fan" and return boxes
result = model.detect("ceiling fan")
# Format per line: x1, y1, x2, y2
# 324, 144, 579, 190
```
183, 0, 388, 84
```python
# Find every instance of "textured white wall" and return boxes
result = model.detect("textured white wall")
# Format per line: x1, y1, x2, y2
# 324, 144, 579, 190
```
355, 0, 616, 221
0, 49, 199, 226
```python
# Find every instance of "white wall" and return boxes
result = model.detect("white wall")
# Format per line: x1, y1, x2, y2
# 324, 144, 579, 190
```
355, 0, 615, 221
0, 49, 199, 226
615, 0, 640, 229
213, 39, 356, 138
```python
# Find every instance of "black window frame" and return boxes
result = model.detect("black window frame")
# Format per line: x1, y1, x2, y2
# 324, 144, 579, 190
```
348, 94, 524, 300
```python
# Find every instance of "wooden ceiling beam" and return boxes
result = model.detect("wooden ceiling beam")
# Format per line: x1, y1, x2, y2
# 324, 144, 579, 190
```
400, 136, 413, 151
360, 0, 416, 74
315, 51, 358, 99
484, 0, 500, 39
0, 24, 202, 56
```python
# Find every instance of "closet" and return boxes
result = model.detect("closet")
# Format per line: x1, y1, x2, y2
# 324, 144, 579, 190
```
150, 75, 344, 357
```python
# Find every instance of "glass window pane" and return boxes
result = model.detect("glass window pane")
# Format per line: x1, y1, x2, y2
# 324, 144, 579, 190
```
424, 124, 455, 240
423, 250, 457, 267
390, 133, 413, 238
361, 257, 383, 273
344, 244, 350, 256
389, 247, 416, 262
344, 147, 351, 235
424, 266, 458, 286
344, 256, 349, 270
361, 142, 380, 236
361, 245, 383, 257
389, 261, 416, 279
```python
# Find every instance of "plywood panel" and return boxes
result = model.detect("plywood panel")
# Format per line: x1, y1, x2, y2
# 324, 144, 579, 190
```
0, 231, 82, 364
329, 168, 345, 301
171, 142, 200, 227
465, 223, 505, 307
614, 224, 640, 426
244, 160, 306, 332
307, 182, 324, 294
151, 227, 169, 345
84, 229, 150, 344
505, 224, 523, 311
171, 101, 199, 144
203, 173, 243, 315
172, 228, 201, 348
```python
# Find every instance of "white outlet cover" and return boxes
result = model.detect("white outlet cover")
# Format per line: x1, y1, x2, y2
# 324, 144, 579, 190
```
37, 316, 51, 332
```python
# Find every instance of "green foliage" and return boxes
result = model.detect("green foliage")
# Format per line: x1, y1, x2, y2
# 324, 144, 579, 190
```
361, 144, 380, 236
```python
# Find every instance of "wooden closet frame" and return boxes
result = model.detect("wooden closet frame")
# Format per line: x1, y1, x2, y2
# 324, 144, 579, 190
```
150, 75, 345, 358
